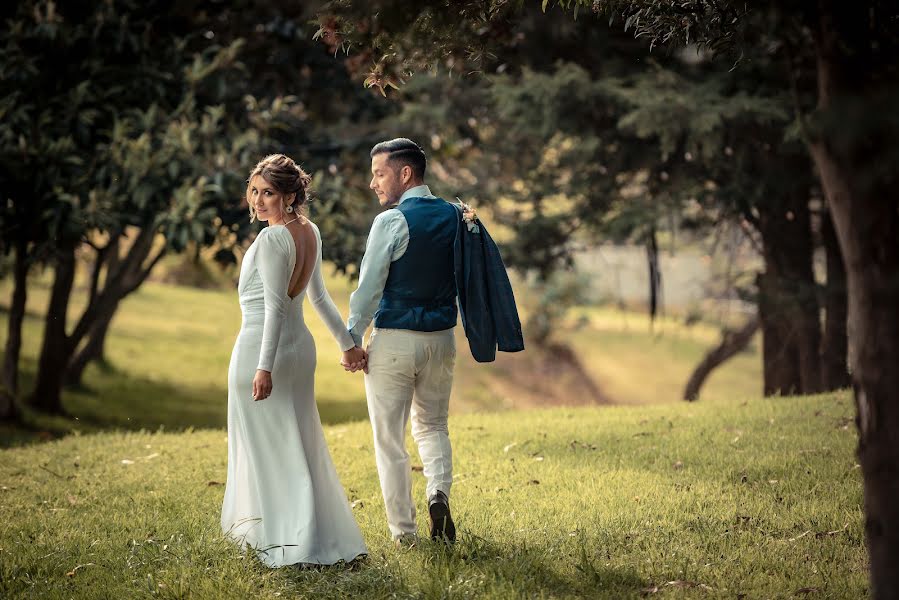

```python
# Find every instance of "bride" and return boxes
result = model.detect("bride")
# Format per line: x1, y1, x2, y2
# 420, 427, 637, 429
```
221, 154, 368, 567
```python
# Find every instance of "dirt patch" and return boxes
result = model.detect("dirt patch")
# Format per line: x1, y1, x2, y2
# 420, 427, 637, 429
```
482, 341, 612, 409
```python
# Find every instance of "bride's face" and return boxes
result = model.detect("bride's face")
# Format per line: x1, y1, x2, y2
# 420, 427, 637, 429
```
370, 153, 405, 207
248, 175, 291, 223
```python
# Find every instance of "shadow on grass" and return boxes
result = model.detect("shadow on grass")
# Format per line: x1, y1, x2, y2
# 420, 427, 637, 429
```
2, 358, 369, 448
280, 532, 647, 599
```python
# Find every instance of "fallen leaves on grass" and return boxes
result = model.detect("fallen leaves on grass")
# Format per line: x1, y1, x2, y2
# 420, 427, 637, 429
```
65, 563, 95, 577
642, 580, 713, 595
787, 523, 849, 542
569, 440, 597, 450
816, 523, 849, 538
788, 530, 811, 542
39, 464, 67, 478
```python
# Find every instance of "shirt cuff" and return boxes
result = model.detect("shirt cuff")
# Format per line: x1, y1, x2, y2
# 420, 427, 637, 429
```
349, 330, 363, 348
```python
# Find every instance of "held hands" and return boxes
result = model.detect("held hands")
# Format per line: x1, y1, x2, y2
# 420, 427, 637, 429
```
253, 369, 273, 401
255, 347, 364, 400
341, 346, 368, 374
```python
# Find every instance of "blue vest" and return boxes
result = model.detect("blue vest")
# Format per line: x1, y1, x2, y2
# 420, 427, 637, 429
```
374, 197, 458, 332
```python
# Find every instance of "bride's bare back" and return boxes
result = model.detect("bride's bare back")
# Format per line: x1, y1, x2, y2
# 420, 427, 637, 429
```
286, 217, 318, 299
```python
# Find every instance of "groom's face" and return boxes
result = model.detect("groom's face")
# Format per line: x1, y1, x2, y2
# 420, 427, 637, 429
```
370, 153, 404, 207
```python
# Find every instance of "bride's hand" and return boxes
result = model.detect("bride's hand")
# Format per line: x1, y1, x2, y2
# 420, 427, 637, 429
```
341, 346, 367, 373
253, 369, 272, 401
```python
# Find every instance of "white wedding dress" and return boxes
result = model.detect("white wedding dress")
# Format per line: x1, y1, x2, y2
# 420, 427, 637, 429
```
221, 222, 367, 567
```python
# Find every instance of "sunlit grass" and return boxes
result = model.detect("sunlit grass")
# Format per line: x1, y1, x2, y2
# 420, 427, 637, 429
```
0, 392, 865, 598
566, 306, 760, 405
1, 268, 369, 437
1, 262, 763, 442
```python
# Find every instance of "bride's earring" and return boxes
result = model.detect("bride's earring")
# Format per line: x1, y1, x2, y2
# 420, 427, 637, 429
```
286, 204, 294, 213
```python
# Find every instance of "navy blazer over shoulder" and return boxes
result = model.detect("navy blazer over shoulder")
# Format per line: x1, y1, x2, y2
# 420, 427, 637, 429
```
452, 204, 525, 362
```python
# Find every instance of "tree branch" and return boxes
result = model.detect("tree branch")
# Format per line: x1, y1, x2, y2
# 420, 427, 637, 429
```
69, 226, 155, 346
124, 246, 167, 296
684, 316, 760, 401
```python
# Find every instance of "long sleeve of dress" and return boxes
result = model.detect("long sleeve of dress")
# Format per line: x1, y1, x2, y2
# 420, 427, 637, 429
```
307, 223, 356, 352
256, 228, 293, 371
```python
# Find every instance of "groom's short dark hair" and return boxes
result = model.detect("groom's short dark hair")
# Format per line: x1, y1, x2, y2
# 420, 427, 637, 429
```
370, 138, 427, 181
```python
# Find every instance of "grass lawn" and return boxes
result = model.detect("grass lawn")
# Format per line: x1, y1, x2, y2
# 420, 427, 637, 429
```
0, 392, 864, 598
1, 267, 761, 444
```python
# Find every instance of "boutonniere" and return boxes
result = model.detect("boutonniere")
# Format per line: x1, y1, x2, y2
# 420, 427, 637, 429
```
456, 198, 480, 234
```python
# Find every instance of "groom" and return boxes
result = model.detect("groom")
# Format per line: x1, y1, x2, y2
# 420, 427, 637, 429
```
345, 138, 458, 545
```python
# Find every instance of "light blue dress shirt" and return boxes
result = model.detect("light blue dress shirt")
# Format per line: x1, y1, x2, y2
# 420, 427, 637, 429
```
347, 185, 436, 346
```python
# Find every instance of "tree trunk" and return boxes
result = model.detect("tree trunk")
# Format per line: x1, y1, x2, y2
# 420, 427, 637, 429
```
819, 209, 850, 391
807, 3, 899, 596
757, 271, 800, 395
29, 243, 77, 414
811, 139, 899, 600
1, 242, 29, 421
64, 234, 163, 387
27, 226, 166, 409
646, 225, 661, 327
684, 317, 760, 402
754, 186, 821, 396
66, 303, 117, 386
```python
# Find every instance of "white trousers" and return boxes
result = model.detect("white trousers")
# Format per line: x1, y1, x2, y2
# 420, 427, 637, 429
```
364, 327, 455, 538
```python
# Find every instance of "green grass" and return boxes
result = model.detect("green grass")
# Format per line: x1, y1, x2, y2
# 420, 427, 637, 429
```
0, 392, 865, 598
567, 306, 760, 406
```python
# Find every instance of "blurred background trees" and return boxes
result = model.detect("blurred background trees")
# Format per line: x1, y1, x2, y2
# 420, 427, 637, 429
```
1, 0, 866, 418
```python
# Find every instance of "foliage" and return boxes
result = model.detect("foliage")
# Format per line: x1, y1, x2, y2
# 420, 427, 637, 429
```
524, 270, 591, 346
312, 3, 802, 273
0, 0, 409, 412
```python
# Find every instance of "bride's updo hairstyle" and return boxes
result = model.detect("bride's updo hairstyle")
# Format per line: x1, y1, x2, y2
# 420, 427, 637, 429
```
246, 154, 313, 223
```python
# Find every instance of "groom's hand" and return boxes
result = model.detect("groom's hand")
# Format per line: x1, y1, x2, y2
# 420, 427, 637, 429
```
341, 346, 367, 373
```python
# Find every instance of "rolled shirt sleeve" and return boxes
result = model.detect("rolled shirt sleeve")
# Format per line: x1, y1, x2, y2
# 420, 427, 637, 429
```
347, 210, 409, 346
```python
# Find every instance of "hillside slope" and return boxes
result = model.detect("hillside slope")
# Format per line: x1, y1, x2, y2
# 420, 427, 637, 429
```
1, 272, 760, 444
0, 393, 865, 599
